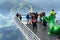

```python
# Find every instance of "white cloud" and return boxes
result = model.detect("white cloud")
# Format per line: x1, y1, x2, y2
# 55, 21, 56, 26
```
29, 4, 33, 12
0, 14, 13, 28
0, 0, 5, 3
0, 14, 9, 20
0, 33, 3, 38
0, 24, 3, 28
17, 3, 25, 12
8, 8, 14, 16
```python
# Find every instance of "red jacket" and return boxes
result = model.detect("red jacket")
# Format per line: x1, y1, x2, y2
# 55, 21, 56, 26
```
32, 18, 36, 23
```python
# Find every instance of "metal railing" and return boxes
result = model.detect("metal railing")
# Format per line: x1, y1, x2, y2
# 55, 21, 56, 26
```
14, 17, 40, 40
56, 20, 60, 25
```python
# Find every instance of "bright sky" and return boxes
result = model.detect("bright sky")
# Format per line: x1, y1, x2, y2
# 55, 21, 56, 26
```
0, 0, 60, 28
0, 0, 60, 12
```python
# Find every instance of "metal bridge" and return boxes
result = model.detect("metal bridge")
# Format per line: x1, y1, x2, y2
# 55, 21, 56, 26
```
14, 17, 60, 40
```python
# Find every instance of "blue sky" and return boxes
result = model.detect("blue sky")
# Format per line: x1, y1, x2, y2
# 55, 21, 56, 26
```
0, 0, 60, 20
0, 0, 60, 12
0, 0, 60, 28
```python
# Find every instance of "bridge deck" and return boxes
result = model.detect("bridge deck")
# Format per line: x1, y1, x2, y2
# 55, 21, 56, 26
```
26, 23, 58, 40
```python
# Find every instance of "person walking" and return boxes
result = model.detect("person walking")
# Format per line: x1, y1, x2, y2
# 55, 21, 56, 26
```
26, 14, 29, 24
35, 12, 38, 22
32, 17, 37, 29
39, 12, 43, 23
19, 13, 22, 20
29, 12, 32, 24
50, 9, 55, 16
16, 13, 19, 17
42, 12, 47, 28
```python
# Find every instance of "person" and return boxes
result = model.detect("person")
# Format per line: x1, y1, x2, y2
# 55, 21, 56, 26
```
39, 12, 43, 23
16, 13, 19, 17
35, 12, 38, 22
50, 9, 56, 20
50, 9, 55, 16
32, 16, 37, 29
29, 12, 32, 24
26, 14, 29, 24
31, 12, 35, 25
57, 36, 60, 40
42, 12, 47, 27
32, 12, 35, 19
19, 13, 22, 20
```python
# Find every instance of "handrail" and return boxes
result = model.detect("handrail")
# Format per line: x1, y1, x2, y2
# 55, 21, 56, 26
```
14, 17, 41, 40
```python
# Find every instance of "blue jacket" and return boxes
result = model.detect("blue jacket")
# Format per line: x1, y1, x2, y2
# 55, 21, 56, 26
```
26, 14, 29, 19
